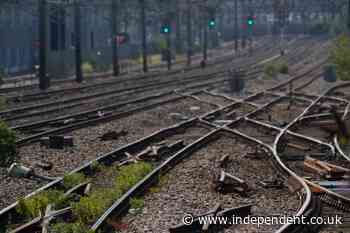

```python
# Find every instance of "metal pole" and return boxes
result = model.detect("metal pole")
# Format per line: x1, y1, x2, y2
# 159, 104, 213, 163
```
74, 0, 83, 83
234, 0, 239, 52
175, 0, 182, 53
203, 10, 208, 62
140, 0, 148, 73
241, 0, 247, 49
39, 0, 48, 90
111, 0, 120, 76
186, 0, 192, 66
348, 0, 350, 32
166, 31, 172, 70
248, 0, 253, 56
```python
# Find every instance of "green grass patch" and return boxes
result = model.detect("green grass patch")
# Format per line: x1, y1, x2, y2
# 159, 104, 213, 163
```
71, 162, 153, 225
63, 173, 87, 189
0, 121, 17, 167
264, 62, 289, 79
17, 162, 153, 232
82, 62, 94, 74
130, 197, 144, 210
330, 34, 350, 81
16, 190, 67, 218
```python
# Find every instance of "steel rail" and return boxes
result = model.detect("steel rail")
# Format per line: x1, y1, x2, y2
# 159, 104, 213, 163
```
273, 82, 350, 233
0, 43, 329, 232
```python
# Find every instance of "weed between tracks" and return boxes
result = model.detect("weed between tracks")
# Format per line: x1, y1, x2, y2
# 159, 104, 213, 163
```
63, 173, 88, 189
17, 190, 68, 219
0, 121, 17, 167
264, 62, 289, 79
14, 162, 153, 233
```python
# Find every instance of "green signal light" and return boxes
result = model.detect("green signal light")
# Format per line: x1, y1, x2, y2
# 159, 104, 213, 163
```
247, 17, 255, 26
161, 26, 170, 34
209, 20, 216, 28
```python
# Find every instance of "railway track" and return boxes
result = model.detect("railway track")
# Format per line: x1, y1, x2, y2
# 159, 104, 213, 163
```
2, 37, 324, 128
6, 39, 327, 140
1, 46, 274, 125
88, 73, 329, 233
273, 80, 350, 233
3, 37, 275, 106
5, 38, 314, 137
0, 48, 334, 231
0, 37, 261, 95
13, 57, 325, 148
2, 93, 219, 209
1, 35, 346, 233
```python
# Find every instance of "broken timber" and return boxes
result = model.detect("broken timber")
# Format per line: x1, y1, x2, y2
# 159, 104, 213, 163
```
304, 156, 350, 180
214, 170, 249, 195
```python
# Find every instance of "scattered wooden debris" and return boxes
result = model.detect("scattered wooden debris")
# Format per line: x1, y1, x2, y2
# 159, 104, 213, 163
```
169, 113, 189, 121
259, 179, 284, 189
214, 170, 249, 195
84, 183, 92, 196
9, 207, 72, 233
64, 182, 91, 198
304, 156, 350, 180
9, 215, 42, 233
244, 146, 266, 160
218, 155, 230, 168
137, 140, 185, 161
40, 135, 74, 149
100, 130, 128, 141
119, 140, 185, 165
41, 204, 52, 233
287, 143, 310, 152
202, 204, 222, 232
35, 161, 53, 171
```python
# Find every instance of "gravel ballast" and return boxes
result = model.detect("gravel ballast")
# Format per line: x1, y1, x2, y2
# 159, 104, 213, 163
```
117, 136, 299, 233
0, 98, 215, 210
